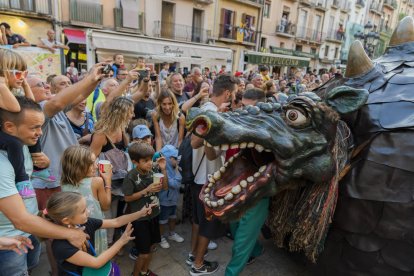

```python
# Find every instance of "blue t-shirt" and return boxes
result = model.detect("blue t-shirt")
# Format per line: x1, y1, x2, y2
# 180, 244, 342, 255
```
0, 146, 38, 237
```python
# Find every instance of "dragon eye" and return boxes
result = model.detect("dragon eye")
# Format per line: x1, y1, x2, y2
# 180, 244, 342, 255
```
285, 109, 308, 127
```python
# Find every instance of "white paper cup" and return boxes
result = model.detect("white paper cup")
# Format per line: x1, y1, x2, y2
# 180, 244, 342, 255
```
153, 173, 164, 184
98, 160, 111, 173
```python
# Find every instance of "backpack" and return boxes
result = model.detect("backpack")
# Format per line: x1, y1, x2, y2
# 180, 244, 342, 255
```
178, 133, 194, 184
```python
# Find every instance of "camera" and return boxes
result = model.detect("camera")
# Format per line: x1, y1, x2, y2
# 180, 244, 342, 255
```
150, 74, 157, 82
102, 64, 113, 75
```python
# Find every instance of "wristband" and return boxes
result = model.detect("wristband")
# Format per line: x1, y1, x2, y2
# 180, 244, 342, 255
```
104, 186, 112, 190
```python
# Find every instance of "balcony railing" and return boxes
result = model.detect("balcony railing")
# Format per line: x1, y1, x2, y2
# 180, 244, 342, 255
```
114, 8, 144, 33
331, 0, 339, 8
276, 23, 296, 37
70, 0, 103, 27
0, 0, 52, 15
340, 1, 350, 12
369, 2, 382, 14
325, 29, 345, 43
296, 27, 323, 43
313, 0, 327, 10
154, 21, 212, 44
383, 0, 397, 9
219, 24, 258, 44
355, 0, 365, 8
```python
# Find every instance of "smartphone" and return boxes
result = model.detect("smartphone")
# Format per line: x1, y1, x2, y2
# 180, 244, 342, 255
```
102, 64, 113, 75
150, 74, 157, 82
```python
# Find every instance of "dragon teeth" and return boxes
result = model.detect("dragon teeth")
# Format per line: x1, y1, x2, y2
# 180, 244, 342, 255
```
210, 201, 218, 208
231, 185, 241, 194
254, 172, 260, 178
229, 156, 234, 163
230, 143, 239, 149
204, 188, 210, 193
221, 144, 229, 150
240, 180, 248, 188
225, 193, 234, 201
206, 200, 212, 207
240, 142, 247, 149
255, 144, 264, 152
259, 166, 266, 173
224, 162, 229, 168
247, 142, 255, 148
204, 141, 212, 147
220, 166, 226, 173
213, 171, 221, 180
208, 174, 215, 183
204, 197, 209, 202
217, 199, 224, 206
208, 183, 213, 188
247, 176, 254, 183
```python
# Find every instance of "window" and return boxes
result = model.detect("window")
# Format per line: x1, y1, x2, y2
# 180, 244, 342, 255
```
260, 37, 267, 51
335, 47, 339, 59
264, 1, 271, 18
220, 8, 236, 39
324, 46, 329, 57
295, 45, 303, 52
311, 48, 317, 54
280, 42, 285, 48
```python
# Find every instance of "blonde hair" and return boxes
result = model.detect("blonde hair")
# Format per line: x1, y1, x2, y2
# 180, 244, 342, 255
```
166, 72, 183, 89
61, 145, 94, 186
0, 49, 27, 87
156, 89, 179, 122
42, 192, 84, 225
94, 96, 134, 134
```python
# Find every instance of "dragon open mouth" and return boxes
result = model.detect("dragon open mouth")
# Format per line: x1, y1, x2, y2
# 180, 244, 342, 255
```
201, 142, 276, 219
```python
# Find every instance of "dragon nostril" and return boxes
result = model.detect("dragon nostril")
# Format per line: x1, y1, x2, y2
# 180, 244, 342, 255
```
194, 118, 209, 136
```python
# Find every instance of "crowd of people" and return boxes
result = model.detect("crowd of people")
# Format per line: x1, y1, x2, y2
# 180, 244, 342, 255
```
0, 44, 339, 276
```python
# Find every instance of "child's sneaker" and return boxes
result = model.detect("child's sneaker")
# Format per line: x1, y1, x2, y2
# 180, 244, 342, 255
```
190, 261, 219, 276
168, 232, 184, 243
159, 237, 170, 249
129, 247, 138, 261
32, 169, 56, 182
16, 180, 36, 199
207, 241, 217, 250
139, 270, 158, 276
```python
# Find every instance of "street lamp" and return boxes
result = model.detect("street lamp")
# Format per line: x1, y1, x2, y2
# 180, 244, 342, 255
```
354, 21, 380, 58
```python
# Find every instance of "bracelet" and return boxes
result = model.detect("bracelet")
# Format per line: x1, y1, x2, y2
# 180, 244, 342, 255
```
104, 186, 112, 190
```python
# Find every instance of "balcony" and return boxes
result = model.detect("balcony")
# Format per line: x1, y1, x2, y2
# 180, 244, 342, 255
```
70, 0, 102, 27
275, 24, 295, 38
383, 0, 397, 9
340, 2, 350, 13
355, 0, 365, 8
154, 21, 212, 44
114, 8, 144, 34
299, 0, 312, 6
331, 0, 339, 9
325, 29, 344, 44
409, 0, 413, 6
218, 24, 257, 46
0, 0, 52, 16
295, 27, 323, 44
369, 2, 383, 15
313, 0, 327, 11
193, 0, 214, 4
234, 0, 264, 8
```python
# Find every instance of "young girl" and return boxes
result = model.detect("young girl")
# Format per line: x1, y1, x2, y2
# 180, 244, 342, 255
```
0, 49, 54, 200
61, 145, 112, 255
44, 191, 154, 275
152, 90, 185, 151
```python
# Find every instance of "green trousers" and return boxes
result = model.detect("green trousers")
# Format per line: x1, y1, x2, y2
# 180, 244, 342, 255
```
225, 197, 270, 276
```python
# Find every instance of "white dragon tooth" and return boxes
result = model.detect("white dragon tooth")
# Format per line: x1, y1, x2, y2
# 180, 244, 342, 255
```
221, 144, 229, 150
224, 162, 229, 168
204, 193, 210, 198
214, 146, 220, 151
217, 199, 224, 206
255, 144, 264, 152
204, 141, 212, 147
266, 174, 270, 177
254, 172, 260, 178
208, 183, 213, 188
231, 185, 242, 194
208, 174, 215, 183
230, 143, 239, 149
220, 166, 226, 173
240, 180, 248, 188
247, 142, 255, 148
259, 165, 266, 173
229, 156, 234, 163
210, 201, 218, 208
205, 188, 210, 193
240, 142, 247, 149
204, 197, 209, 202
224, 193, 234, 201
247, 176, 254, 182
206, 200, 212, 207
265, 149, 271, 152
213, 171, 221, 180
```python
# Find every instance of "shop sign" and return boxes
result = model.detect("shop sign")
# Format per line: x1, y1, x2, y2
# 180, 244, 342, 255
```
247, 53, 309, 67
163, 46, 184, 57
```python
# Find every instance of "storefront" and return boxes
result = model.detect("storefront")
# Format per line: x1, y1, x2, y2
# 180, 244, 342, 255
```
243, 50, 311, 77
63, 28, 87, 72
86, 29, 233, 73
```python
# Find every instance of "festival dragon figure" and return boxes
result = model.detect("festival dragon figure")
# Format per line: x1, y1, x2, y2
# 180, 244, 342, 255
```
186, 16, 414, 275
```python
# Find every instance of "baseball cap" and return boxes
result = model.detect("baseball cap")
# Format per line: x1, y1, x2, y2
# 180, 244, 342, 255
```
160, 144, 179, 159
132, 125, 153, 139
235, 71, 243, 77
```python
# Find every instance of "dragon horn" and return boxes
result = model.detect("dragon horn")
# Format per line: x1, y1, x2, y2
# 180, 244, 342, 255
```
389, 16, 414, 47
345, 40, 373, 78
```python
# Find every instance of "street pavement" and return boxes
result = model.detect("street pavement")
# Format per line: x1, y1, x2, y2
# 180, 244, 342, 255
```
31, 221, 312, 276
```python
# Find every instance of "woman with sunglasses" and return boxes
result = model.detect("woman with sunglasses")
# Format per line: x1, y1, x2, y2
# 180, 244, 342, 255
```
0, 49, 55, 203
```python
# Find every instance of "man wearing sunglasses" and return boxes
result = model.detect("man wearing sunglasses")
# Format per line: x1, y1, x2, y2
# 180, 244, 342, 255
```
0, 22, 30, 48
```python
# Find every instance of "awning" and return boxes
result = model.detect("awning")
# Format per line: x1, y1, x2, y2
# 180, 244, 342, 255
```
245, 51, 310, 67
63, 29, 86, 45
89, 30, 233, 64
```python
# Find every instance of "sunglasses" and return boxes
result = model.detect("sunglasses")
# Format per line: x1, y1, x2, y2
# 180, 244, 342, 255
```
33, 81, 48, 88
6, 69, 27, 80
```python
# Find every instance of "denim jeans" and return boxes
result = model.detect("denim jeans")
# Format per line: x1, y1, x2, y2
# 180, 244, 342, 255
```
0, 235, 41, 276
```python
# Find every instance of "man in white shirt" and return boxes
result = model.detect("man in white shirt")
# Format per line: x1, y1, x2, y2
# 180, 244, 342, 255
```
38, 30, 69, 53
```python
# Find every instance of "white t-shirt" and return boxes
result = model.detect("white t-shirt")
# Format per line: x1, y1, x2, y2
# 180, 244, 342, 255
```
192, 102, 223, 185
40, 38, 65, 49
